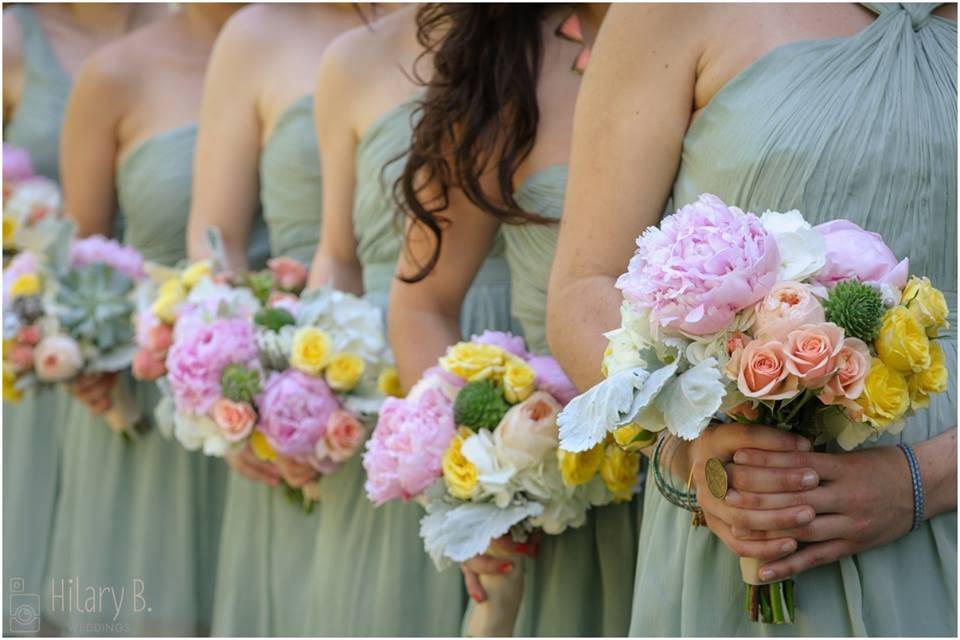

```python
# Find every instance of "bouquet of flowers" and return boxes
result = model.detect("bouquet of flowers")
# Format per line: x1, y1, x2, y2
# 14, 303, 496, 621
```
3, 224, 146, 434
3, 144, 64, 260
557, 194, 951, 624
364, 331, 639, 635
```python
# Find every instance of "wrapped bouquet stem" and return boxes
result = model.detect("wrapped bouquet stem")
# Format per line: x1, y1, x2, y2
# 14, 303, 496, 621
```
464, 544, 524, 637
740, 558, 794, 624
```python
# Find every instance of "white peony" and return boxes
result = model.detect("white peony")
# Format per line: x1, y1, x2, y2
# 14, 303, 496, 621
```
603, 327, 645, 376
760, 210, 826, 281
173, 411, 231, 457
297, 287, 388, 363
185, 277, 261, 320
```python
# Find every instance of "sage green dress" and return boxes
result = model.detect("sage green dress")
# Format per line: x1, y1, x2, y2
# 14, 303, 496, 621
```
304, 100, 517, 636
631, 4, 957, 636
2, 4, 71, 625
478, 165, 640, 636
211, 95, 324, 637
43, 127, 268, 636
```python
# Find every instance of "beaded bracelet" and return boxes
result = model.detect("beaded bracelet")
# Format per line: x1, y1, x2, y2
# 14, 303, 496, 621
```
652, 434, 700, 512
897, 443, 925, 531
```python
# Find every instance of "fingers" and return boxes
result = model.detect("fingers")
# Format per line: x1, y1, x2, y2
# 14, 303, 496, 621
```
228, 453, 281, 485
713, 423, 812, 455
725, 486, 841, 514
758, 538, 853, 582
730, 514, 850, 542
733, 448, 843, 480
461, 567, 486, 603
726, 463, 819, 493
276, 458, 316, 488
704, 511, 798, 561
701, 492, 815, 533
462, 554, 514, 577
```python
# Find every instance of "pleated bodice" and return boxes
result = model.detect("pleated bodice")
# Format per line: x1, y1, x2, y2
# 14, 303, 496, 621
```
260, 94, 321, 265
3, 5, 72, 181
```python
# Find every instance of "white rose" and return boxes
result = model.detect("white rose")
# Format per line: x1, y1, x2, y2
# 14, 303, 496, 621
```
173, 411, 230, 456
603, 328, 645, 376
460, 429, 518, 508
33, 334, 83, 382
761, 210, 826, 281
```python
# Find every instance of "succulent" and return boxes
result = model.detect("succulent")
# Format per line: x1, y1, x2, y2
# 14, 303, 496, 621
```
220, 363, 261, 403
246, 271, 276, 306
54, 263, 136, 351
824, 280, 885, 342
254, 307, 296, 332
453, 380, 510, 431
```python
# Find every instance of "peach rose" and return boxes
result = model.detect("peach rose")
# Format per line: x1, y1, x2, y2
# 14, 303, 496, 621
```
9, 343, 35, 372
267, 257, 308, 292
212, 399, 257, 442
728, 401, 760, 421
132, 349, 167, 381
33, 335, 83, 382
726, 331, 751, 356
818, 337, 871, 408
783, 322, 844, 388
493, 391, 561, 470
317, 410, 365, 463
144, 322, 173, 354
754, 282, 825, 341
734, 340, 799, 400
17, 324, 42, 346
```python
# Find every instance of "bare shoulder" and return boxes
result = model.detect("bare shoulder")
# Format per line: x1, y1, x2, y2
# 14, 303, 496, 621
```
2, 8, 24, 67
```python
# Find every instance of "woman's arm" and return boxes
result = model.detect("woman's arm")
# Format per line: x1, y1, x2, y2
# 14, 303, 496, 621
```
3, 10, 24, 123
186, 13, 264, 271
304, 37, 363, 294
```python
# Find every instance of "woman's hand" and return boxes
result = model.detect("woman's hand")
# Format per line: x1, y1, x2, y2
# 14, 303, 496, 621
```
461, 535, 540, 603
274, 454, 317, 488
226, 444, 282, 486
70, 372, 117, 415
682, 424, 818, 562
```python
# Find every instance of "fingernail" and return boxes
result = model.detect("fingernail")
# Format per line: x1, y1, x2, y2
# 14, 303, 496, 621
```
470, 592, 481, 602
514, 542, 531, 555
780, 541, 795, 553
759, 568, 776, 581
796, 508, 814, 525
725, 489, 741, 506
499, 562, 512, 574
733, 451, 747, 464
797, 438, 812, 451
801, 471, 817, 488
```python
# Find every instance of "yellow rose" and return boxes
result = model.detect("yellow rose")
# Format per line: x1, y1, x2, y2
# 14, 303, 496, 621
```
439, 342, 508, 382
180, 260, 213, 289
902, 277, 950, 337
613, 423, 657, 453
377, 367, 404, 398
3, 216, 17, 249
503, 358, 536, 403
907, 341, 949, 410
290, 327, 331, 375
3, 362, 23, 403
249, 431, 276, 462
151, 278, 186, 323
600, 443, 640, 502
558, 441, 605, 487
443, 427, 478, 500
875, 306, 931, 373
325, 352, 365, 392
9, 273, 41, 299
857, 358, 910, 428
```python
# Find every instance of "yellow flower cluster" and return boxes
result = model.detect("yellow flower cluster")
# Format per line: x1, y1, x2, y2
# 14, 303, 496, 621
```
289, 326, 365, 392
250, 431, 277, 462
3, 361, 23, 403
9, 273, 41, 300
3, 216, 17, 250
377, 367, 404, 398
859, 278, 950, 426
558, 436, 640, 502
442, 427, 479, 499
439, 342, 536, 403
150, 260, 213, 324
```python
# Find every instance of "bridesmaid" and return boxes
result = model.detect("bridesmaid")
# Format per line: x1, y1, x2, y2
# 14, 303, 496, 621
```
2, 2, 163, 627
548, 3, 956, 635
184, 4, 369, 635
388, 4, 639, 636
47, 4, 253, 635
301, 5, 517, 635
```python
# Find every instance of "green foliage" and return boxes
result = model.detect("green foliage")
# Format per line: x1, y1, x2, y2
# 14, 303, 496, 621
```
220, 363, 261, 403
824, 280, 885, 342
453, 380, 510, 431
254, 307, 296, 332
246, 271, 275, 306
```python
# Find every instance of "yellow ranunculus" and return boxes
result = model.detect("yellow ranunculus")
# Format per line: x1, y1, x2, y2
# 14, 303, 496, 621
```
503, 357, 536, 403
3, 216, 17, 249
443, 426, 478, 500
875, 306, 931, 373
151, 277, 187, 323
290, 327, 331, 375
600, 443, 640, 502
907, 341, 949, 410
558, 441, 605, 487
3, 362, 23, 403
250, 431, 276, 462
9, 273, 41, 299
377, 367, 404, 398
613, 423, 656, 453
325, 352, 365, 392
180, 260, 213, 290
439, 342, 508, 382
857, 358, 910, 428
902, 276, 950, 337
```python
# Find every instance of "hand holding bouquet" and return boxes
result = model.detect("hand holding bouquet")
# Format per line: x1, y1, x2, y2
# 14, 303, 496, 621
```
557, 195, 950, 624
364, 331, 639, 636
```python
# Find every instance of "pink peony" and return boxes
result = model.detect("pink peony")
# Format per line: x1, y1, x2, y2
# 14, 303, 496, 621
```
813, 220, 908, 290
406, 366, 464, 404
316, 410, 366, 463
3, 144, 34, 182
754, 281, 825, 342
257, 369, 339, 459
165, 317, 258, 415
212, 398, 257, 442
730, 339, 799, 401
3, 251, 38, 306
616, 194, 780, 336
783, 323, 844, 389
132, 349, 167, 381
267, 257, 308, 292
818, 337, 871, 417
33, 334, 83, 382
363, 388, 455, 504
471, 330, 529, 358
69, 235, 145, 281
527, 355, 578, 405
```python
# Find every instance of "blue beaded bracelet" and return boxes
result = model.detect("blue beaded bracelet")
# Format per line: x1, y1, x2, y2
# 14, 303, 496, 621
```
897, 443, 925, 531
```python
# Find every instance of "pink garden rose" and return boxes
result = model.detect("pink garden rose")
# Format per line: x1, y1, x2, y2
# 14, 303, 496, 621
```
730, 339, 799, 400
267, 291, 300, 317
33, 334, 83, 382
471, 331, 529, 359
3, 144, 34, 182
132, 349, 167, 381
3, 251, 38, 306
257, 369, 339, 459
316, 410, 366, 463
818, 337, 871, 417
493, 391, 561, 470
144, 321, 173, 354
813, 220, 908, 290
406, 366, 464, 404
212, 398, 257, 442
363, 387, 455, 504
783, 322, 844, 389
267, 257, 308, 292
616, 194, 780, 336
527, 355, 578, 405
69, 235, 145, 281
754, 282, 825, 341
9, 343, 35, 372
17, 324, 42, 346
